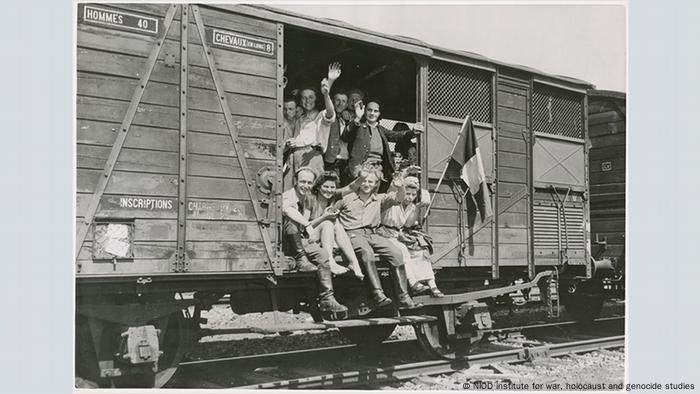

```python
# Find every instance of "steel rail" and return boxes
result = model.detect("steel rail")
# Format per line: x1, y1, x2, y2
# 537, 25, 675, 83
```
178, 338, 417, 371
177, 316, 623, 369
234, 335, 625, 389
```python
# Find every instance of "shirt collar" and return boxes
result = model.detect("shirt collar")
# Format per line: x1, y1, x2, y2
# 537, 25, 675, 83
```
349, 192, 378, 203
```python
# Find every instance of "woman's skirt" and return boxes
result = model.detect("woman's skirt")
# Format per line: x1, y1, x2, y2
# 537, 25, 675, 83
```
385, 237, 435, 284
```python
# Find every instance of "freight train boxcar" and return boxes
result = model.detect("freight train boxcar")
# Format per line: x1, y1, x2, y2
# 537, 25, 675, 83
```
75, 3, 613, 387
587, 90, 626, 288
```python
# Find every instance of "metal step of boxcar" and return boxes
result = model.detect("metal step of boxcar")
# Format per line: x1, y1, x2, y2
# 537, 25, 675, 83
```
199, 315, 436, 336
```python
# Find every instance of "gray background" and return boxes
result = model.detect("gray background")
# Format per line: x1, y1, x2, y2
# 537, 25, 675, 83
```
1, 0, 697, 391
277, 3, 626, 92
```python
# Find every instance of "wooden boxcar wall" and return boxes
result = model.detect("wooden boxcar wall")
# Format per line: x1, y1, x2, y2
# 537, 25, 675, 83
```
425, 58, 591, 279
587, 91, 625, 264
76, 4, 284, 275
495, 72, 532, 276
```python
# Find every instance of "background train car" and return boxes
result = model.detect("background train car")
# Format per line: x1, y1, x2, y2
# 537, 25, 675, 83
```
587, 90, 626, 291
75, 3, 611, 387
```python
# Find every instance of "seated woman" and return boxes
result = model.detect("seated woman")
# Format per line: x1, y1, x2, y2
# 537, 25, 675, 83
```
306, 171, 365, 279
379, 175, 444, 297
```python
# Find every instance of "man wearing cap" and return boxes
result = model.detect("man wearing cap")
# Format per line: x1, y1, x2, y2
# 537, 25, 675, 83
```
334, 168, 420, 309
282, 167, 349, 320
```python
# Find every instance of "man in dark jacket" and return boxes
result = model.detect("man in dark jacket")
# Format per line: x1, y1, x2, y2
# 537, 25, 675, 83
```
323, 91, 350, 179
341, 100, 423, 188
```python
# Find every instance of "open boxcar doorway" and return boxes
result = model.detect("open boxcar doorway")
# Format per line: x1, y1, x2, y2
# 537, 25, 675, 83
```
283, 26, 419, 139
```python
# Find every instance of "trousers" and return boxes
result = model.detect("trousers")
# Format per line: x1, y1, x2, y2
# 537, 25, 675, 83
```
283, 219, 334, 299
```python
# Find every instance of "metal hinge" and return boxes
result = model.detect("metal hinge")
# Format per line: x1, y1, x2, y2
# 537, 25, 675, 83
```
170, 254, 190, 273
258, 198, 272, 226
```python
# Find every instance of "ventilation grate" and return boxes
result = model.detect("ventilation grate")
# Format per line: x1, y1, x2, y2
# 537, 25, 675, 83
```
428, 60, 492, 123
533, 204, 585, 250
533, 84, 584, 139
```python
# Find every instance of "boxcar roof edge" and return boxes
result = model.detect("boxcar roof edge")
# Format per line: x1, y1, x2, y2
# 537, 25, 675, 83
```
210, 4, 595, 89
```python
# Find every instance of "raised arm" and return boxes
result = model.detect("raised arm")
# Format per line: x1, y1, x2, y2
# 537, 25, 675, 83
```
341, 101, 364, 143
336, 163, 371, 196
381, 175, 406, 208
322, 62, 341, 120
384, 122, 424, 143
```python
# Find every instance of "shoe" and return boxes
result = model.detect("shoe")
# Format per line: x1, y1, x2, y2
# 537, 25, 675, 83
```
429, 287, 445, 298
319, 295, 349, 320
294, 256, 318, 272
371, 290, 393, 308
397, 293, 422, 309
410, 282, 431, 296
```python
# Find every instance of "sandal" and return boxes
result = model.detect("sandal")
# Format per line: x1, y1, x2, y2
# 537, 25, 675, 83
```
410, 282, 431, 296
429, 287, 445, 298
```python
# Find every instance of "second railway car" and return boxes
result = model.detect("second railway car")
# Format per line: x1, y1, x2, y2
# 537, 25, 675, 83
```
75, 3, 613, 387
587, 89, 626, 292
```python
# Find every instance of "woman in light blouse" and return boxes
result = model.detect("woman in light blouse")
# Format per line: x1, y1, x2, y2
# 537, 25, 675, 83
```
286, 63, 342, 176
380, 176, 444, 297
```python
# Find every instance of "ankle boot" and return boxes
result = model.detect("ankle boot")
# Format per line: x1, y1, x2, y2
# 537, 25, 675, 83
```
319, 294, 349, 320
363, 258, 392, 307
390, 265, 421, 309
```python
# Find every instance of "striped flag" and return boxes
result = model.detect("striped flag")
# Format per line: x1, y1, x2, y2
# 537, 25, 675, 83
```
451, 116, 493, 222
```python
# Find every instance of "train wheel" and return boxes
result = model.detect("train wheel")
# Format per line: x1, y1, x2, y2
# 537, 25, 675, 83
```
75, 315, 105, 388
561, 279, 605, 323
340, 324, 397, 347
415, 321, 470, 360
153, 310, 191, 387
76, 311, 191, 388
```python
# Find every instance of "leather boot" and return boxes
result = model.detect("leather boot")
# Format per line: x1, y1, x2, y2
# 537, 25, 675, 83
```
317, 263, 348, 320
363, 258, 392, 308
390, 265, 421, 309
284, 223, 306, 261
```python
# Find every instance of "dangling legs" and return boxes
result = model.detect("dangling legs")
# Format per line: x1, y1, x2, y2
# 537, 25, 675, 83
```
335, 221, 364, 280
319, 221, 349, 275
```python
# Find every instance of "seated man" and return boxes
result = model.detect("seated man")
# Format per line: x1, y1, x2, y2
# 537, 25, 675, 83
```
334, 168, 419, 309
342, 100, 423, 189
282, 167, 349, 320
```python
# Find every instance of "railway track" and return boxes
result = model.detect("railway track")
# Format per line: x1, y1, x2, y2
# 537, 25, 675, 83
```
167, 316, 624, 388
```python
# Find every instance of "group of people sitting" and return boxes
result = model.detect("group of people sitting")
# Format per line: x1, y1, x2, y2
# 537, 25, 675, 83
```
280, 63, 443, 320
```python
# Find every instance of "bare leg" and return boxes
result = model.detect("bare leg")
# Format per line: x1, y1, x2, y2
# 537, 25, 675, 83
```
320, 221, 349, 275
334, 221, 364, 280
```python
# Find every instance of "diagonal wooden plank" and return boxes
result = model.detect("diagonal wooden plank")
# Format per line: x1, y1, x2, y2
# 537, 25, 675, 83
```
191, 5, 276, 267
75, 5, 179, 262
431, 186, 528, 262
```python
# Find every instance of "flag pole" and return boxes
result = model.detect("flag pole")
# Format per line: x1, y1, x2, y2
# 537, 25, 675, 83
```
424, 115, 471, 220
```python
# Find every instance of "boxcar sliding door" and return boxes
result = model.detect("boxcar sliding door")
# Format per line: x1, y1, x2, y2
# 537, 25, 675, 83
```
76, 4, 283, 275
531, 82, 590, 274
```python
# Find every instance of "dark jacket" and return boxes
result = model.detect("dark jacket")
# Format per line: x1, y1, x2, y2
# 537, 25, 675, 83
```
323, 119, 344, 164
342, 120, 413, 182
